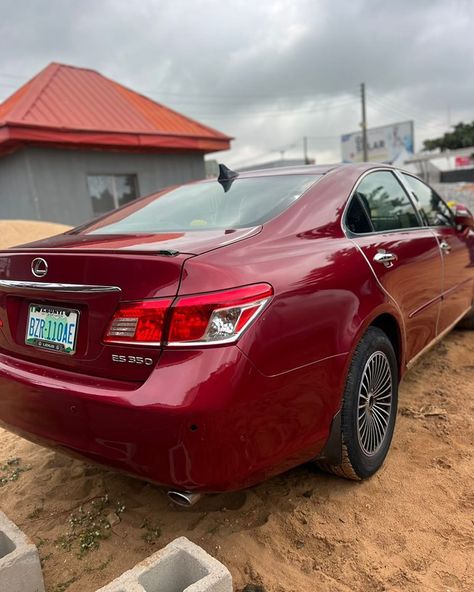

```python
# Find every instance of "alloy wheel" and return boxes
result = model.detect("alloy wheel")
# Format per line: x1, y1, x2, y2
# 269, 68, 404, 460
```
357, 351, 393, 456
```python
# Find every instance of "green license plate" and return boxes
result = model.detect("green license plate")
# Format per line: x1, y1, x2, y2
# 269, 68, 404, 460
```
25, 304, 79, 355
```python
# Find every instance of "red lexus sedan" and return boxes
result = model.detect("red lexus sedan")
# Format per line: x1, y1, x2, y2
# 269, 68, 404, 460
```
0, 163, 473, 505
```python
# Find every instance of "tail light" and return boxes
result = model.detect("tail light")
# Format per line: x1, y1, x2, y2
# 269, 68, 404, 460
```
168, 283, 273, 345
104, 299, 172, 345
104, 283, 273, 346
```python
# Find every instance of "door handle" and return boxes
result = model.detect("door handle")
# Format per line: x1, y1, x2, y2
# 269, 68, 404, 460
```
373, 251, 398, 268
439, 240, 451, 254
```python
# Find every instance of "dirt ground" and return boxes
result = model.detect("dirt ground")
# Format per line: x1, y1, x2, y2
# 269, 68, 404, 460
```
0, 222, 473, 592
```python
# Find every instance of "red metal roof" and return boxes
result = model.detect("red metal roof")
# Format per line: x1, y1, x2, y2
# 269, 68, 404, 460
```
0, 63, 232, 155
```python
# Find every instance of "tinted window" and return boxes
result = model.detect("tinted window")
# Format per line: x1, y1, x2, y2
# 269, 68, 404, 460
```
346, 196, 372, 234
401, 174, 453, 227
355, 171, 420, 232
82, 175, 318, 234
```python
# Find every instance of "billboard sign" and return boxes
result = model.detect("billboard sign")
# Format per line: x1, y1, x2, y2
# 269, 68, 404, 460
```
341, 120, 414, 164
455, 155, 472, 168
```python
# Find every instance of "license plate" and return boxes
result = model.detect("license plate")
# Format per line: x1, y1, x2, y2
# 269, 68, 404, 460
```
25, 304, 79, 355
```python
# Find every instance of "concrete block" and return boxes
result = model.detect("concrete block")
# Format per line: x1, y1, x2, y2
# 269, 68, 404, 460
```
0, 511, 45, 592
97, 536, 232, 592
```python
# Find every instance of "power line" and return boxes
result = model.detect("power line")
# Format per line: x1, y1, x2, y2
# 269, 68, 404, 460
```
0, 70, 360, 100
151, 96, 357, 110
168, 99, 359, 120
0, 74, 360, 119
230, 133, 342, 169
367, 99, 446, 132
150, 86, 361, 99
0, 69, 360, 105
366, 91, 447, 127
151, 93, 358, 113
367, 90, 439, 119
149, 91, 359, 104
230, 151, 276, 168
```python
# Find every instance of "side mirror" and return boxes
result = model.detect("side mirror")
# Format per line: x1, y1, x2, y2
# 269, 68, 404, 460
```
452, 204, 474, 231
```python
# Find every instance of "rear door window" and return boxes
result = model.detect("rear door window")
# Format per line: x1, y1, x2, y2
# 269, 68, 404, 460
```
346, 195, 373, 234
353, 171, 420, 232
401, 174, 454, 227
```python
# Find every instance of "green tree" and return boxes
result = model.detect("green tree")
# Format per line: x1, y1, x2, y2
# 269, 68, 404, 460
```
423, 121, 474, 151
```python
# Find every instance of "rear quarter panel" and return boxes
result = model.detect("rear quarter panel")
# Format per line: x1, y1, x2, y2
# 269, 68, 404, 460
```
177, 169, 405, 380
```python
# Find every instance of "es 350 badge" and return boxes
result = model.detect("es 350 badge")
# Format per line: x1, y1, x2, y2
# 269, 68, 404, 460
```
112, 354, 154, 366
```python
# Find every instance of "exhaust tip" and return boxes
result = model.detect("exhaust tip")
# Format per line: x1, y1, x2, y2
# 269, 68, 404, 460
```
167, 490, 202, 507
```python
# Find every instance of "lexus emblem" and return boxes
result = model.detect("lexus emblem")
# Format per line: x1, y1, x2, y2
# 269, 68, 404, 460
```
31, 258, 48, 278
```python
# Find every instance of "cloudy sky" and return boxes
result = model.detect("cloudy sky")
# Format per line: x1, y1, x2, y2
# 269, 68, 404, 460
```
1, 0, 473, 167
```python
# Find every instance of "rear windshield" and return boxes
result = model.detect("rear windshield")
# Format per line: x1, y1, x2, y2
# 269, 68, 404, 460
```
82, 175, 319, 234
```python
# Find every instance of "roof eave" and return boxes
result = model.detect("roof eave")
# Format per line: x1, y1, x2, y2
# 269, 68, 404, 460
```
0, 123, 231, 154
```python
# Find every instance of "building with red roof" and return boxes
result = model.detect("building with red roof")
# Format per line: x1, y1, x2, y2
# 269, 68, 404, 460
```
0, 63, 232, 223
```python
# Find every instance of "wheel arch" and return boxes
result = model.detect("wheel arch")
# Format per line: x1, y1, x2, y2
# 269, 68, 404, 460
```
369, 313, 403, 380
317, 309, 404, 467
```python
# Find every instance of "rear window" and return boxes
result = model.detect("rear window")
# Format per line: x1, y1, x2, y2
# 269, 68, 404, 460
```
81, 175, 319, 234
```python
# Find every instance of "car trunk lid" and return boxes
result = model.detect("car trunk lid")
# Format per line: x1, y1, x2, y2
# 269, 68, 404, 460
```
0, 228, 261, 381
0, 249, 190, 381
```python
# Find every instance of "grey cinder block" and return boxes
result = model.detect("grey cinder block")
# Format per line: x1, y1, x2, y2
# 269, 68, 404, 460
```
0, 511, 45, 592
97, 536, 232, 592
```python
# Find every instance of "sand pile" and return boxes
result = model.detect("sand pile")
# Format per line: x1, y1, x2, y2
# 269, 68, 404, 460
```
0, 219, 71, 249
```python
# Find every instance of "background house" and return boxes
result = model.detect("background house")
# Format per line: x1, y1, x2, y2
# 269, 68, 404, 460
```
0, 63, 232, 225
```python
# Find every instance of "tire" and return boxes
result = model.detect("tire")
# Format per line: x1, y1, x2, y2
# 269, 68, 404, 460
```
458, 305, 474, 330
318, 326, 399, 480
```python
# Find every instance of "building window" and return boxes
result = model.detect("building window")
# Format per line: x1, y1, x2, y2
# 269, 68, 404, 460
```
87, 174, 139, 215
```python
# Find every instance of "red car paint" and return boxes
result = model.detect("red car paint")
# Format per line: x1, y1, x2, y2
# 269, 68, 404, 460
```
0, 163, 473, 492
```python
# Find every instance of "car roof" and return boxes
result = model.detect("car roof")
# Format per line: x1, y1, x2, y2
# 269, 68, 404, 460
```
236, 164, 343, 177
235, 162, 397, 178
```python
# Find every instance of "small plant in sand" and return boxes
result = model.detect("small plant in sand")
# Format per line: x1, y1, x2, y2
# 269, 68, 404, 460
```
0, 457, 31, 486
51, 576, 78, 592
27, 507, 43, 519
140, 518, 162, 544
56, 494, 126, 557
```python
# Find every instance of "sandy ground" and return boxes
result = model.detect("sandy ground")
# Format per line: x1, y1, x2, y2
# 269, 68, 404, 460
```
0, 220, 71, 249
0, 222, 473, 592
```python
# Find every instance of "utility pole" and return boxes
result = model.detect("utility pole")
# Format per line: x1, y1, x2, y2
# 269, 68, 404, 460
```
360, 82, 368, 162
303, 136, 309, 164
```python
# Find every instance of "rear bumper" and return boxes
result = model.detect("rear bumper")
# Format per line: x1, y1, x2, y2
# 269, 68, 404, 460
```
0, 348, 348, 492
